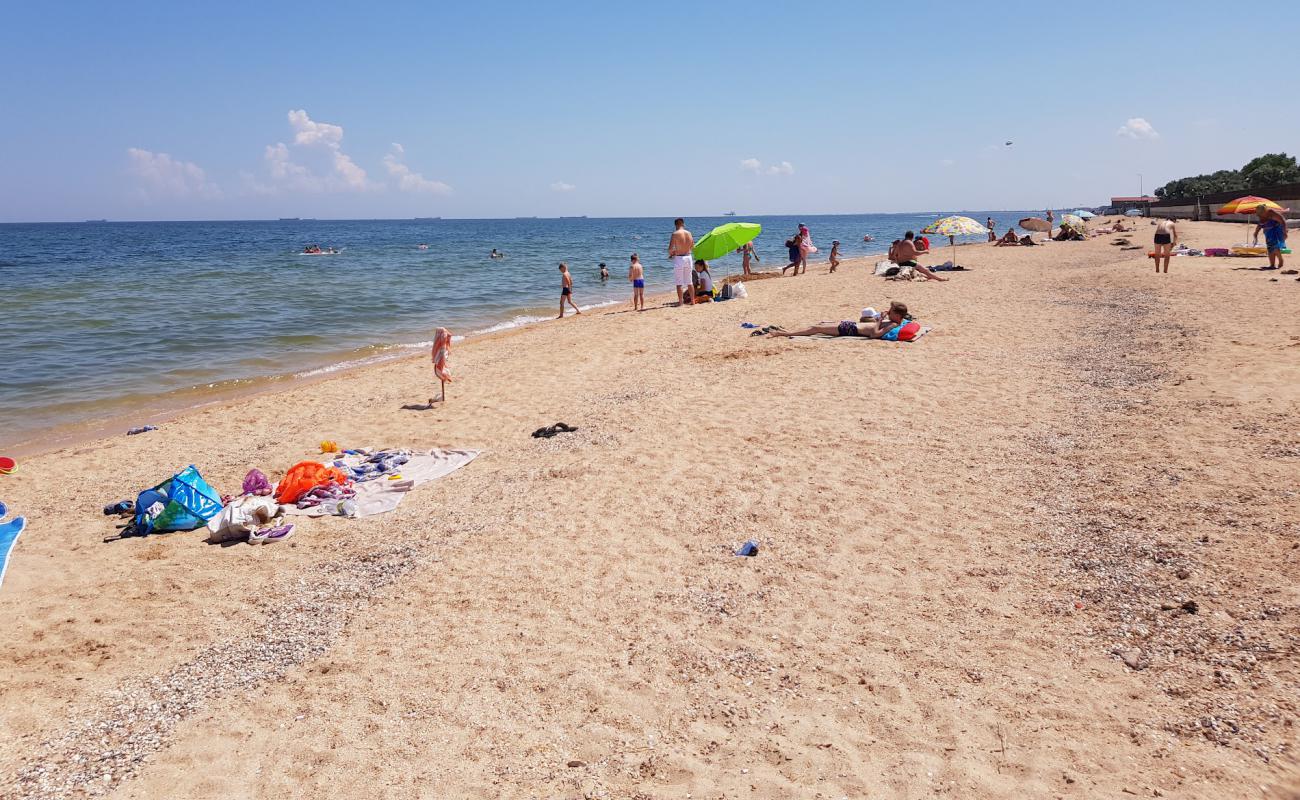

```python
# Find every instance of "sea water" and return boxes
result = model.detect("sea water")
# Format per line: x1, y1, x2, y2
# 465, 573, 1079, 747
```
0, 212, 1033, 445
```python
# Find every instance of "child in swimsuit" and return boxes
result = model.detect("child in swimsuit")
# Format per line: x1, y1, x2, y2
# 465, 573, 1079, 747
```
628, 253, 645, 311
829, 240, 841, 272
557, 263, 580, 318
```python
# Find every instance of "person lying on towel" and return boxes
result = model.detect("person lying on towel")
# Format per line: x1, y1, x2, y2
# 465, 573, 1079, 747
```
768, 301, 921, 340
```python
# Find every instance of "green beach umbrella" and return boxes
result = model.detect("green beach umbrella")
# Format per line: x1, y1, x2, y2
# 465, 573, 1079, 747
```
692, 222, 762, 263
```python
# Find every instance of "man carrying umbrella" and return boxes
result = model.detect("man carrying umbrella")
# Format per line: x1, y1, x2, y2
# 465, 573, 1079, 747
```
1254, 205, 1289, 270
668, 218, 696, 305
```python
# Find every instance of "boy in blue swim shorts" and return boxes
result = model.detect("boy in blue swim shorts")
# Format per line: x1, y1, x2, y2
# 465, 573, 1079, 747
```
629, 253, 645, 311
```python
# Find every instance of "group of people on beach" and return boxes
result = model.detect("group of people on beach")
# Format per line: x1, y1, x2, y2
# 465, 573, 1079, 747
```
557, 217, 951, 317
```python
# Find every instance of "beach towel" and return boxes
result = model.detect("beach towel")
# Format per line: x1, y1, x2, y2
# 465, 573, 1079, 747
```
432, 328, 453, 384
131, 465, 223, 535
0, 515, 26, 591
286, 448, 480, 518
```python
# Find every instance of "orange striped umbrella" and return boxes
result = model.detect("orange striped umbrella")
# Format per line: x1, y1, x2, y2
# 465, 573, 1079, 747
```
1216, 196, 1281, 215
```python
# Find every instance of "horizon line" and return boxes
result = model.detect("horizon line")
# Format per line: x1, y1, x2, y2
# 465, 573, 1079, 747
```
0, 208, 1092, 226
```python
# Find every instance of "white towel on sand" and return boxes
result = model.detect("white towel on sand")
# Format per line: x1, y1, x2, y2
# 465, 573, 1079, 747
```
287, 448, 480, 518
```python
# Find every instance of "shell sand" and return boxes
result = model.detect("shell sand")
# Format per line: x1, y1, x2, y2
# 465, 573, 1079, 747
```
1, 220, 1297, 797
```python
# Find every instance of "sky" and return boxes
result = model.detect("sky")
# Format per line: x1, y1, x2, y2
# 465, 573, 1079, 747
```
1, 0, 1296, 222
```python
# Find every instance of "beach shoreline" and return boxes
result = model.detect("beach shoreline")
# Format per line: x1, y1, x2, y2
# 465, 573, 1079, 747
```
2, 222, 1296, 797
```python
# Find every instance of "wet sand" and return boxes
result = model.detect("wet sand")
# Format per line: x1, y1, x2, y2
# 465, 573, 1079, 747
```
1, 220, 1297, 798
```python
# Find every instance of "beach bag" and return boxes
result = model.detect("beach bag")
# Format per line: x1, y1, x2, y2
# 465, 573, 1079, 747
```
733, 282, 747, 299
896, 321, 922, 342
131, 465, 223, 535
719, 283, 734, 301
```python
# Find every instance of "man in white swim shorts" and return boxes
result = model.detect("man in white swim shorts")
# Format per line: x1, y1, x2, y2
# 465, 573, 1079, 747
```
669, 217, 695, 305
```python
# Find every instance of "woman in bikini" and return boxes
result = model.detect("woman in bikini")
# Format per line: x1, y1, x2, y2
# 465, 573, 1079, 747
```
768, 302, 909, 339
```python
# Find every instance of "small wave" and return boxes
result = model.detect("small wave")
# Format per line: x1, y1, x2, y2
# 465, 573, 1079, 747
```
293, 351, 407, 379
470, 314, 551, 336
577, 299, 619, 312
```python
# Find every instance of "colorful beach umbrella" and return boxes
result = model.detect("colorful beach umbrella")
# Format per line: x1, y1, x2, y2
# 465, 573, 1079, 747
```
1072, 210, 1096, 219
692, 222, 762, 263
921, 215, 988, 238
1060, 214, 1086, 232
1216, 195, 1281, 216
921, 216, 987, 266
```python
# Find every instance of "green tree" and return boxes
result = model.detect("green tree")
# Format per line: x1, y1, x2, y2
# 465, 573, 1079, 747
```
1155, 169, 1245, 199
1241, 153, 1300, 189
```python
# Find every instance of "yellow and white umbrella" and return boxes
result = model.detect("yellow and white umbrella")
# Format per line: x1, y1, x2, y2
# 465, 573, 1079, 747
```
921, 215, 988, 265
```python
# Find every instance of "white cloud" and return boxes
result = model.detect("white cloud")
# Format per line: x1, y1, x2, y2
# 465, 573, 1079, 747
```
332, 150, 368, 190
940, 158, 956, 167
1117, 117, 1159, 140
289, 109, 343, 148
550, 181, 576, 192
740, 157, 794, 176
259, 109, 369, 192
126, 148, 220, 198
383, 143, 452, 194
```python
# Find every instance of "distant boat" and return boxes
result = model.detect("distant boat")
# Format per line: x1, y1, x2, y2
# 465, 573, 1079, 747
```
723, 211, 737, 216
278, 217, 300, 221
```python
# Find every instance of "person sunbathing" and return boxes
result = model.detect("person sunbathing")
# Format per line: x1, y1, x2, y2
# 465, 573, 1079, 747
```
994, 227, 1020, 246
769, 301, 909, 339
888, 234, 948, 281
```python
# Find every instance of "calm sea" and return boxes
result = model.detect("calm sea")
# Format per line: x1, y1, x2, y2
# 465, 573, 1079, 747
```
0, 212, 1033, 446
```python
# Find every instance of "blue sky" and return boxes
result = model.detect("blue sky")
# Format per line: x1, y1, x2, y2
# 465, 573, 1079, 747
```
1, 1, 1295, 221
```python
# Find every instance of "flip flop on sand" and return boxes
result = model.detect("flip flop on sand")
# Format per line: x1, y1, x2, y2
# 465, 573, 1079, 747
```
0, 501, 6, 522
532, 423, 579, 439
248, 523, 294, 545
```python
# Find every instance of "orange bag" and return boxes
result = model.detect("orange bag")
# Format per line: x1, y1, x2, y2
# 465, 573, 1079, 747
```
274, 461, 351, 504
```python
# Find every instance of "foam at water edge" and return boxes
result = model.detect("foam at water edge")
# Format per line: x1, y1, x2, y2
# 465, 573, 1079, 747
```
470, 315, 552, 336
294, 301, 621, 380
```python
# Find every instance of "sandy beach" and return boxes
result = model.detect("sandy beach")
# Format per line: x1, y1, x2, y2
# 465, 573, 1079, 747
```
1, 220, 1297, 798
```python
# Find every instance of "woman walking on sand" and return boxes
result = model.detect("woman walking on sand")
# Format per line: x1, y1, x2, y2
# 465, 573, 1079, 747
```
797, 223, 815, 274
1153, 217, 1178, 274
